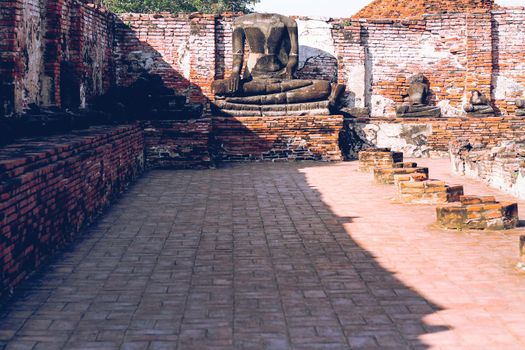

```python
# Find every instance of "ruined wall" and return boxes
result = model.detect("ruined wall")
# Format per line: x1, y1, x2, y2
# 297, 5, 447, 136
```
451, 139, 525, 199
0, 124, 144, 300
111, 8, 525, 120
113, 13, 217, 110
492, 9, 525, 115
346, 117, 525, 158
0, 0, 114, 115
113, 13, 341, 112
213, 115, 344, 162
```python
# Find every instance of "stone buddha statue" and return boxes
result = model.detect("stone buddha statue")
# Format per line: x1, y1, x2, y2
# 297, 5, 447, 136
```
396, 74, 441, 118
212, 13, 345, 116
464, 90, 494, 117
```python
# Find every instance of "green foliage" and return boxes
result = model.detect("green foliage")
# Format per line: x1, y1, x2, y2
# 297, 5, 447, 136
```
104, 0, 259, 14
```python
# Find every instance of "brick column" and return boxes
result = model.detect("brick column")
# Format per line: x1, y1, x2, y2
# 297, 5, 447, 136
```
465, 11, 493, 103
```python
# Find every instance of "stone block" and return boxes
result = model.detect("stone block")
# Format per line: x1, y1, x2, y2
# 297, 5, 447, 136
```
436, 196, 518, 230
395, 179, 464, 204
358, 149, 404, 172
374, 166, 429, 184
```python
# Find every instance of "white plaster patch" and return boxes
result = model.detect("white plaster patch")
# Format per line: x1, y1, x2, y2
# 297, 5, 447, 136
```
296, 19, 335, 70
347, 65, 366, 108
370, 95, 395, 117
494, 75, 523, 100
359, 123, 433, 158
437, 100, 463, 118
177, 42, 191, 80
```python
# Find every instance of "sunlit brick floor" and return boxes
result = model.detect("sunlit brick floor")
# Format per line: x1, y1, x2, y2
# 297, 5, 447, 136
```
1, 159, 524, 349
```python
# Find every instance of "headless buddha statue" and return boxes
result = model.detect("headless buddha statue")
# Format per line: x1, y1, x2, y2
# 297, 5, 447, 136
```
396, 74, 441, 118
464, 90, 494, 117
212, 13, 345, 116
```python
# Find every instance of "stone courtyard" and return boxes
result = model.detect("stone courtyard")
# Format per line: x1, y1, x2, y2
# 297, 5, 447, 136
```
3, 0, 525, 348
1, 160, 524, 349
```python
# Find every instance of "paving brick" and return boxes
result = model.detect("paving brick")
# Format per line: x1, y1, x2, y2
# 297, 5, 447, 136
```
0, 161, 524, 349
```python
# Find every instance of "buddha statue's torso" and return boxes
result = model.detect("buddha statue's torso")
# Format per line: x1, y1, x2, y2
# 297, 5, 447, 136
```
234, 14, 292, 80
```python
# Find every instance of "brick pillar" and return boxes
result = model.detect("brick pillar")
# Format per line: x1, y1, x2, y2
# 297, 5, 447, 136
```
0, 0, 21, 115
465, 11, 493, 104
43, 0, 65, 106
332, 20, 368, 108
188, 14, 216, 107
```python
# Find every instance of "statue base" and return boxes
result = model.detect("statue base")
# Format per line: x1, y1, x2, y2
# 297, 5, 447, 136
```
465, 112, 496, 118
212, 100, 332, 117
396, 104, 441, 118
212, 114, 344, 162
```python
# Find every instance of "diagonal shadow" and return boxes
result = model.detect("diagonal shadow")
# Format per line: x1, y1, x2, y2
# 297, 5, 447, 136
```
0, 12, 449, 350
0, 162, 449, 349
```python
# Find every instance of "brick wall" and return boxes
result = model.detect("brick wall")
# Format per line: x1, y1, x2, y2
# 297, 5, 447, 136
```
111, 8, 525, 120
142, 119, 212, 169
0, 0, 113, 115
213, 115, 344, 162
0, 125, 144, 299
346, 117, 525, 158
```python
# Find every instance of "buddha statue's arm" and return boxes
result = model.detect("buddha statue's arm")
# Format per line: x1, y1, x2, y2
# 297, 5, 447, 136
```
229, 27, 245, 93
284, 17, 299, 79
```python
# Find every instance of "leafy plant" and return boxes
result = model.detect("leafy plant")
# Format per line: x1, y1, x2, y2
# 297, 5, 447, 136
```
104, 0, 259, 14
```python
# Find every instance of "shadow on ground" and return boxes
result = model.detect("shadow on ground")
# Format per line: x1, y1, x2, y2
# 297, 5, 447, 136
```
0, 162, 448, 349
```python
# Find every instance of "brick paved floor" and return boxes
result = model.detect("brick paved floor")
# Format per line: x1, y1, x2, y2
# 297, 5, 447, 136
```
1, 160, 524, 349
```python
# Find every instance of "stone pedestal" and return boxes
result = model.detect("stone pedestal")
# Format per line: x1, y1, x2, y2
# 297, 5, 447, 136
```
436, 196, 518, 230
212, 115, 344, 162
358, 148, 404, 172
373, 163, 429, 184
394, 177, 464, 205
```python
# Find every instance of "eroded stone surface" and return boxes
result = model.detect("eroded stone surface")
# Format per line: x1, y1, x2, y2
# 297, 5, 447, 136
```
436, 195, 519, 230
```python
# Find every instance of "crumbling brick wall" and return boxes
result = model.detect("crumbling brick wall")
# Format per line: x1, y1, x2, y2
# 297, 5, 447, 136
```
0, 0, 114, 115
0, 125, 144, 300
4, 2, 525, 123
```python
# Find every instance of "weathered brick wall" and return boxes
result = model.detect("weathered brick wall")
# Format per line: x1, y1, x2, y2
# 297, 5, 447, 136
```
0, 0, 113, 115
113, 13, 217, 109
0, 125, 144, 299
110, 9, 525, 119
346, 117, 525, 158
142, 119, 212, 169
492, 9, 525, 115
213, 115, 344, 162
450, 139, 525, 199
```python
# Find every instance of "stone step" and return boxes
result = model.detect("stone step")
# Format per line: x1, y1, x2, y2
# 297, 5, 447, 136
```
436, 195, 519, 230
395, 179, 464, 205
374, 166, 429, 184
358, 148, 404, 172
